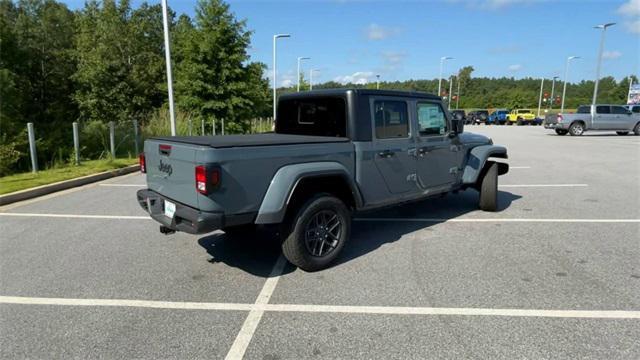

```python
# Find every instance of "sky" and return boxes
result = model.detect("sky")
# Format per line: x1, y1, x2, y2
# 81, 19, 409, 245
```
63, 0, 640, 87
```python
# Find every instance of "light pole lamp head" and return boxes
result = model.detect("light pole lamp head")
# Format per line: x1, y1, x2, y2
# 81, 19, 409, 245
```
594, 23, 616, 29
274, 34, 291, 39
441, 56, 453, 61
568, 56, 580, 60
298, 56, 310, 61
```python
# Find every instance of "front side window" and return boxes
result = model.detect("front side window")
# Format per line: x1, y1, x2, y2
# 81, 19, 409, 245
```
596, 105, 610, 114
373, 100, 409, 139
417, 102, 447, 136
632, 106, 640, 113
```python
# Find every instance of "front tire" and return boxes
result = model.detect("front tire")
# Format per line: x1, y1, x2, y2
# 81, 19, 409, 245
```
569, 122, 584, 136
281, 195, 351, 272
479, 162, 498, 212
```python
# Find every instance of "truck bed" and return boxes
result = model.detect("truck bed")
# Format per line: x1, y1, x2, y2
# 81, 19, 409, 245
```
152, 134, 349, 148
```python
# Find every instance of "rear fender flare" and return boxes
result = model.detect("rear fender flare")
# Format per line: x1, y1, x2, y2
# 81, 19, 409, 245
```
255, 162, 362, 224
462, 145, 508, 185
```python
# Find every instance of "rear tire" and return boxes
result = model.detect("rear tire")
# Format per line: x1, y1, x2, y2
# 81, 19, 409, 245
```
479, 162, 498, 212
616, 131, 629, 136
634, 123, 640, 136
281, 195, 351, 272
555, 129, 568, 136
569, 122, 584, 136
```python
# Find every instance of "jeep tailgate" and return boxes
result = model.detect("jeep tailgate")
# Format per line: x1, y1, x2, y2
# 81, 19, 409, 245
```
144, 139, 201, 209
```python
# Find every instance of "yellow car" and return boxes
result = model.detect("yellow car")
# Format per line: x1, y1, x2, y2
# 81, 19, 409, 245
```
506, 109, 537, 125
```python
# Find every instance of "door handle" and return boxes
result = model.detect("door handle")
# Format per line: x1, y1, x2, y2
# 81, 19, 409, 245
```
378, 150, 395, 158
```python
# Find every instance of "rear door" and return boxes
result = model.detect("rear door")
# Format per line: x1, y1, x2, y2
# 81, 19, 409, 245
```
144, 139, 200, 208
414, 101, 461, 190
370, 98, 418, 195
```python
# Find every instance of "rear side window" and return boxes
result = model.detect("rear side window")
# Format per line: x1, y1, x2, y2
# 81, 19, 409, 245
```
611, 106, 628, 114
576, 106, 590, 114
596, 106, 610, 114
417, 102, 447, 136
276, 97, 347, 137
373, 100, 409, 139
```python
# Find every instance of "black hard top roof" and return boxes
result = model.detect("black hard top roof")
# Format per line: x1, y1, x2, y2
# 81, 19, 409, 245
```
279, 88, 441, 101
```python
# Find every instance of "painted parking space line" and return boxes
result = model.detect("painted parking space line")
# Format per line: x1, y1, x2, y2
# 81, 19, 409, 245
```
1, 295, 638, 320
499, 184, 588, 188
0, 213, 151, 220
354, 218, 640, 223
99, 184, 145, 187
225, 255, 288, 360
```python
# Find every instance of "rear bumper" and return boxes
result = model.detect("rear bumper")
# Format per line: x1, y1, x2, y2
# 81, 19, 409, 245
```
136, 189, 224, 234
544, 122, 568, 130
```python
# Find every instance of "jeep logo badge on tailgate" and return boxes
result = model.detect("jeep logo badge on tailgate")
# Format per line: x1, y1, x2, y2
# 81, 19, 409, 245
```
158, 160, 173, 176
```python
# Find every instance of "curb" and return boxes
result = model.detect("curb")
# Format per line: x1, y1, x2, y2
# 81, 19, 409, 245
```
0, 165, 141, 206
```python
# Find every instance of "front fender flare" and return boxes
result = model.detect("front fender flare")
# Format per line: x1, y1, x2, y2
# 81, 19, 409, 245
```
255, 162, 361, 224
462, 145, 508, 185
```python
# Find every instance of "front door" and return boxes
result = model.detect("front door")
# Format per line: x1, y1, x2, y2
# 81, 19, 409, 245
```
593, 105, 616, 130
371, 98, 417, 195
414, 101, 461, 190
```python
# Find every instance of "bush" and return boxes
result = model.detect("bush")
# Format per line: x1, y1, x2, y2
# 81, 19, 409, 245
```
0, 141, 22, 176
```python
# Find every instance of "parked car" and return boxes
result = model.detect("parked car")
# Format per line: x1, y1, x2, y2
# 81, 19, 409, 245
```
451, 110, 466, 123
487, 109, 509, 125
506, 109, 537, 125
468, 110, 489, 125
136, 89, 509, 271
545, 104, 640, 136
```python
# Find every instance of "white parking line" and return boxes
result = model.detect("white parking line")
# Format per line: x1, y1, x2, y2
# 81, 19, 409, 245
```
354, 218, 640, 223
0, 213, 151, 220
1, 295, 638, 320
99, 184, 145, 187
499, 184, 588, 188
225, 255, 288, 360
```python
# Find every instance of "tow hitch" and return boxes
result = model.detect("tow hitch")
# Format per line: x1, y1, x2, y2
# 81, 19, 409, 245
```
159, 225, 176, 235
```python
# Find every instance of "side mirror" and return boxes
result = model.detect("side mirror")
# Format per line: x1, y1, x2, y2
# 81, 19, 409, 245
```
451, 118, 464, 136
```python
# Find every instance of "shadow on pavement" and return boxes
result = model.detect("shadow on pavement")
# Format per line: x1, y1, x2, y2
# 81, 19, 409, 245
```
197, 189, 521, 275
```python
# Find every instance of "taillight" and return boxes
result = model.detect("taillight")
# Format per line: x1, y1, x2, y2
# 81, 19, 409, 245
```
139, 153, 146, 173
195, 165, 220, 195
557, 114, 563, 122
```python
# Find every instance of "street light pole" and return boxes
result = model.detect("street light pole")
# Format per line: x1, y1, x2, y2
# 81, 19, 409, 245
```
161, 0, 176, 136
376, 74, 380, 90
561, 56, 580, 114
592, 23, 615, 109
448, 75, 454, 110
549, 76, 559, 110
455, 74, 461, 109
537, 78, 545, 118
297, 56, 310, 92
437, 56, 453, 97
273, 34, 290, 121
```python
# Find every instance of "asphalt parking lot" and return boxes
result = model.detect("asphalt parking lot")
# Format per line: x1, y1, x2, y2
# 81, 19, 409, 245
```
1, 126, 639, 359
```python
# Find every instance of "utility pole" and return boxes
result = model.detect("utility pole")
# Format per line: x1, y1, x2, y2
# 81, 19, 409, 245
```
549, 76, 559, 110
537, 78, 545, 118
560, 56, 580, 114
456, 75, 461, 110
437, 56, 453, 97
376, 74, 380, 90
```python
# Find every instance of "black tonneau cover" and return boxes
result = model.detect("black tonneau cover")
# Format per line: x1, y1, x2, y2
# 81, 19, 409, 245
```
153, 133, 349, 148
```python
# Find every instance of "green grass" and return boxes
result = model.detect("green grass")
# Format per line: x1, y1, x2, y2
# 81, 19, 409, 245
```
0, 158, 138, 195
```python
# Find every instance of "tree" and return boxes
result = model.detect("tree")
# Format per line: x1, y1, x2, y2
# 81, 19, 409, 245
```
173, 0, 269, 130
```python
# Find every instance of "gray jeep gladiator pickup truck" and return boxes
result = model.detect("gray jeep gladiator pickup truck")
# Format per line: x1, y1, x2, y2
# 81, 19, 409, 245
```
137, 89, 509, 271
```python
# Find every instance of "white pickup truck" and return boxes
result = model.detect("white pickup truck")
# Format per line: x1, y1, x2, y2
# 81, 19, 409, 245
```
545, 104, 640, 136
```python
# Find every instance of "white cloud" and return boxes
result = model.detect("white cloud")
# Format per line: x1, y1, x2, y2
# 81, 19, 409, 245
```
281, 79, 293, 87
625, 18, 640, 33
447, 0, 542, 10
365, 23, 400, 40
602, 50, 622, 60
508, 64, 523, 72
334, 71, 375, 85
618, 0, 640, 17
